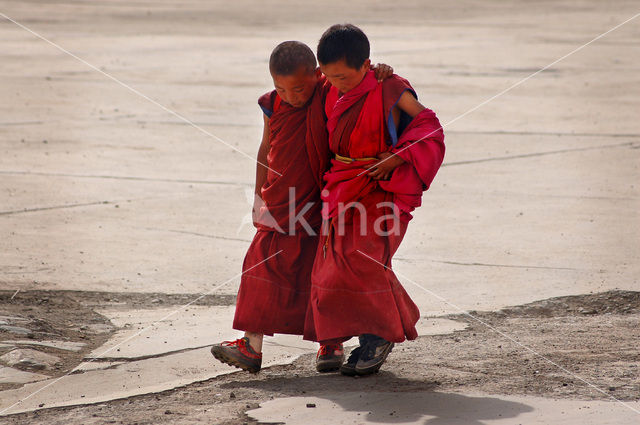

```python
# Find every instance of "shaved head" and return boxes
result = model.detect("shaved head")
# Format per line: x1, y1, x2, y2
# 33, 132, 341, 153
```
269, 41, 317, 76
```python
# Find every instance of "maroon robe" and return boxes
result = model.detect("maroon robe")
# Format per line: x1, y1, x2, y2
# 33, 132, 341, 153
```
303, 71, 445, 344
233, 79, 330, 336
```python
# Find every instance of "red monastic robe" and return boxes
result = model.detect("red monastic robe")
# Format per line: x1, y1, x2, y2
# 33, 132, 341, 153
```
303, 71, 445, 344
233, 79, 330, 336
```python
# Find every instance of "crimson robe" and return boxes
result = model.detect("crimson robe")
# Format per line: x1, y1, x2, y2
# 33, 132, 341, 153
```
303, 71, 445, 344
233, 79, 330, 336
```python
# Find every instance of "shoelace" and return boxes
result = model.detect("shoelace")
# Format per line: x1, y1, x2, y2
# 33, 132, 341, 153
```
221, 338, 262, 358
221, 338, 244, 347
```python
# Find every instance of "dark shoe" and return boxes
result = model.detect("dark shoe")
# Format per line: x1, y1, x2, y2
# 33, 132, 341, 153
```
316, 343, 344, 372
339, 345, 363, 376
210, 337, 262, 373
355, 334, 394, 376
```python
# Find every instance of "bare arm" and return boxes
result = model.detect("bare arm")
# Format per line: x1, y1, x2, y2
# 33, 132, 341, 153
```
396, 90, 425, 118
368, 92, 426, 180
255, 114, 270, 196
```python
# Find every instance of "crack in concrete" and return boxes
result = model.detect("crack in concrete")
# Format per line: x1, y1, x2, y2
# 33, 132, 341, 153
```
0, 170, 250, 187
263, 341, 315, 351
141, 227, 252, 243
0, 195, 169, 216
0, 200, 113, 216
435, 260, 580, 271
0, 121, 44, 126
446, 130, 640, 138
443, 141, 634, 167
395, 257, 581, 271
82, 343, 214, 363
145, 120, 260, 128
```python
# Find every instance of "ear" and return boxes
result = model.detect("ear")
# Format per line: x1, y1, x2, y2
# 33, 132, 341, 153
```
314, 66, 322, 78
362, 58, 371, 71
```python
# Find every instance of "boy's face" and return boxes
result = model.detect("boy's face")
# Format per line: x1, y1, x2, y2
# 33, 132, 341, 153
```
272, 66, 320, 108
320, 58, 371, 94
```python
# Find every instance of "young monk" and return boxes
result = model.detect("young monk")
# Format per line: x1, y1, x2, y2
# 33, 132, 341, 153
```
210, 41, 393, 373
303, 24, 446, 376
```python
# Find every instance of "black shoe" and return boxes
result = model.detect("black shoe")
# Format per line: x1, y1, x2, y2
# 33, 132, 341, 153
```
339, 335, 369, 376
339, 345, 362, 376
355, 334, 394, 375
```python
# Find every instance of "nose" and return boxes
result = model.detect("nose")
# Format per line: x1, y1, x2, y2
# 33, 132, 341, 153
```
285, 93, 298, 105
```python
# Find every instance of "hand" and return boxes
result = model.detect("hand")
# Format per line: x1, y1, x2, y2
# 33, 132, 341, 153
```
367, 152, 404, 180
252, 193, 265, 228
371, 63, 394, 82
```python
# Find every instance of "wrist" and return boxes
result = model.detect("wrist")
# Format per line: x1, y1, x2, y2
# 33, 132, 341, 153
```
391, 155, 405, 168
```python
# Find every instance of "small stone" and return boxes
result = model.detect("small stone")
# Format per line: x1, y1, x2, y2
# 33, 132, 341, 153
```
578, 307, 597, 315
609, 387, 616, 391
164, 410, 172, 414
1, 348, 61, 370
2, 340, 86, 352
0, 325, 33, 336
306, 403, 316, 408
230, 392, 236, 399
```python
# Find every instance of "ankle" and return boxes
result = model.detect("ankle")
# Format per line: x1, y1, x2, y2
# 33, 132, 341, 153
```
244, 332, 263, 353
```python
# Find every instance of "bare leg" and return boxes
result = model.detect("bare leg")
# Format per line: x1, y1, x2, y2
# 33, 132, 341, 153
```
244, 332, 263, 353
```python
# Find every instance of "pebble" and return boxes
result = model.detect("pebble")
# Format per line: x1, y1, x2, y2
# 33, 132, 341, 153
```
0, 348, 62, 370
0, 325, 33, 336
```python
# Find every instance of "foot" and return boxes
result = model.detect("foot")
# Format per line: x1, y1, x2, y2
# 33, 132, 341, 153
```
210, 337, 262, 373
316, 343, 344, 372
355, 334, 394, 376
339, 345, 363, 376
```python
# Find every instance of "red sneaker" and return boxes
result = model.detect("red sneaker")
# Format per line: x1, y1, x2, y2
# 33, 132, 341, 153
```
316, 343, 345, 372
210, 337, 262, 373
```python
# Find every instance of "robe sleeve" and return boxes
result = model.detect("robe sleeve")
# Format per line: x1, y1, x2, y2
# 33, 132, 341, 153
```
391, 108, 445, 190
382, 75, 418, 147
258, 90, 277, 118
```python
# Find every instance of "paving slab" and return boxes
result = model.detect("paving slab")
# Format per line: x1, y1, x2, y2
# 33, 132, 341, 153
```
247, 392, 640, 425
86, 305, 465, 360
86, 305, 239, 359
0, 306, 464, 415
0, 367, 49, 385
0, 347, 238, 415
1, 340, 86, 352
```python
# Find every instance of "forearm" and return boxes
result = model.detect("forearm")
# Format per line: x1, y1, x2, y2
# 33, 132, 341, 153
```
255, 143, 268, 196
255, 114, 270, 196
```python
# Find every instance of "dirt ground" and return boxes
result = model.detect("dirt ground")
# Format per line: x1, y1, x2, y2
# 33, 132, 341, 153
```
1, 290, 638, 424
0, 289, 235, 391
